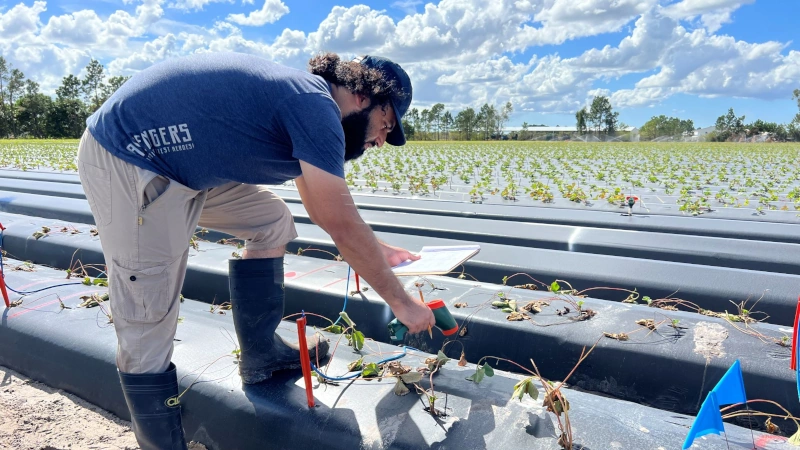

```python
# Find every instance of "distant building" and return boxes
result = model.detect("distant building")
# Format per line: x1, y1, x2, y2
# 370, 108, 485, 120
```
694, 126, 716, 138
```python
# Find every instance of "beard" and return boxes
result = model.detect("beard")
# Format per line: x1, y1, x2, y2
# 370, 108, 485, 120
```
341, 104, 377, 162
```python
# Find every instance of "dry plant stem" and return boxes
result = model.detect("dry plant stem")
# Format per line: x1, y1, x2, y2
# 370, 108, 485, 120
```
721, 399, 800, 429
297, 247, 341, 260
502, 273, 549, 289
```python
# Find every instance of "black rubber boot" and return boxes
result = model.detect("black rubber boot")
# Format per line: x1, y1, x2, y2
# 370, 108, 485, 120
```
228, 257, 329, 384
118, 363, 187, 450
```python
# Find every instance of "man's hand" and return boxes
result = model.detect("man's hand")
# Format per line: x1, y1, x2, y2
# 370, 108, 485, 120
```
392, 295, 435, 334
379, 241, 420, 267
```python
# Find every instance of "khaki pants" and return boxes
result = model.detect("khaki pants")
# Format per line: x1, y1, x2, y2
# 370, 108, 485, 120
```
77, 129, 297, 374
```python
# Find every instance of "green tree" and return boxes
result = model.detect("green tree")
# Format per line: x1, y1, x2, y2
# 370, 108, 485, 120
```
407, 108, 420, 140
477, 103, 496, 140
455, 107, 477, 140
714, 108, 745, 141
17, 80, 52, 138
792, 89, 800, 125
442, 110, 453, 140
401, 118, 415, 140
49, 74, 88, 138
575, 108, 588, 135
82, 59, 106, 112
57, 74, 82, 101
588, 96, 618, 135
640, 115, 695, 140
0, 57, 9, 137
6, 68, 25, 137
430, 103, 445, 140
420, 108, 431, 140
497, 101, 512, 137
103, 75, 130, 99
520, 122, 530, 140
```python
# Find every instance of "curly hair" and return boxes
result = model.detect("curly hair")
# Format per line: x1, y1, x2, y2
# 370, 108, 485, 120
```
308, 52, 396, 106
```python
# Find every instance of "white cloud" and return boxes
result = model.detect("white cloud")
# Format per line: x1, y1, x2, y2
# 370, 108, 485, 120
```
662, 0, 755, 32
0, 1, 46, 41
0, 0, 796, 123
306, 5, 395, 54
226, 0, 289, 27
168, 0, 232, 11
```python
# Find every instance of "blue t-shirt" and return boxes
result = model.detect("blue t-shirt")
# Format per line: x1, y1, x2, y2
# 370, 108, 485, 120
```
87, 52, 345, 190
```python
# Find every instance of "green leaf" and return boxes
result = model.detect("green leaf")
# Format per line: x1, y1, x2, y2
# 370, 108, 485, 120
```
351, 330, 365, 351
323, 324, 343, 334
339, 312, 355, 328
361, 362, 380, 378
466, 366, 486, 383
92, 278, 108, 286
347, 357, 363, 372
550, 281, 560, 293
525, 379, 539, 400
512, 382, 527, 401
501, 307, 514, 313
492, 301, 509, 308
436, 350, 451, 367
483, 364, 494, 377
643, 296, 652, 305
508, 300, 517, 311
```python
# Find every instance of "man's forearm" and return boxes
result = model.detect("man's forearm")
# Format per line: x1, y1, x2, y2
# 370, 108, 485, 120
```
326, 218, 409, 308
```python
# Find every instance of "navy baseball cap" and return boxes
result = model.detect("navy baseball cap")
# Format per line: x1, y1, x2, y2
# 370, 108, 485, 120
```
355, 55, 412, 146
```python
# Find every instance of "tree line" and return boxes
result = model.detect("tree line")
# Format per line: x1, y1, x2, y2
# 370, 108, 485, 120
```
709, 92, 800, 142
0, 56, 128, 139
401, 101, 513, 141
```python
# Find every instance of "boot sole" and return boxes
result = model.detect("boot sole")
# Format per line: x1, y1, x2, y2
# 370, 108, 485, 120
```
239, 348, 331, 385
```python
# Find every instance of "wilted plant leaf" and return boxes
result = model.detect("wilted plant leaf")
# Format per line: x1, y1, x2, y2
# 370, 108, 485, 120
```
458, 352, 468, 366
466, 366, 485, 383
399, 371, 422, 383
394, 379, 410, 396
788, 429, 800, 445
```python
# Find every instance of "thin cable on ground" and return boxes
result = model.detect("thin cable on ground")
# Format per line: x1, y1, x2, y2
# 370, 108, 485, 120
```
0, 230, 86, 295
329, 264, 351, 327
310, 346, 420, 382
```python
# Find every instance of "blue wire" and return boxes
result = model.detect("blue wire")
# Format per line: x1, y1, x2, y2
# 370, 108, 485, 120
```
330, 265, 351, 327
0, 230, 88, 295
310, 346, 420, 381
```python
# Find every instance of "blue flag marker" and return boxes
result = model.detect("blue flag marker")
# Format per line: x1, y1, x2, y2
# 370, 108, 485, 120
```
683, 392, 725, 449
712, 360, 747, 406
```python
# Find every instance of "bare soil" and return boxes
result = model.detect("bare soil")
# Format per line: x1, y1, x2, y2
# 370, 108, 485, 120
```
0, 365, 207, 450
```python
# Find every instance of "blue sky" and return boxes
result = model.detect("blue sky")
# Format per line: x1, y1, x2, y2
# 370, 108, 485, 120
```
2, 0, 798, 128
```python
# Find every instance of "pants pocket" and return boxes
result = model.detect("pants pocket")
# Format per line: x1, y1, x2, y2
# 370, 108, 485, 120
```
110, 261, 173, 323
78, 160, 112, 226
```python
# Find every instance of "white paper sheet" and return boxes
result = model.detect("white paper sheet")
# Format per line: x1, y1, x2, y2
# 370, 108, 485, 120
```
391, 245, 481, 275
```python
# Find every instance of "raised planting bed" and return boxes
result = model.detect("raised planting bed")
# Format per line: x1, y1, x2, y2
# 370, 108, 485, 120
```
7, 179, 800, 276
0, 195, 798, 328
3, 169, 800, 244
0, 258, 794, 450
0, 212, 797, 426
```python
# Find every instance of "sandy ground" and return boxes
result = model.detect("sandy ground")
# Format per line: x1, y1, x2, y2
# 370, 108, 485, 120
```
0, 365, 207, 450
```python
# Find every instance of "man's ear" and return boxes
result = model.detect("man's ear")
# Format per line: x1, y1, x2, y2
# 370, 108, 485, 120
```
355, 93, 370, 109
